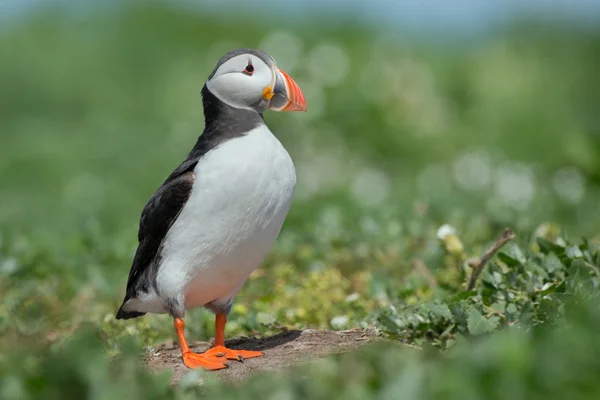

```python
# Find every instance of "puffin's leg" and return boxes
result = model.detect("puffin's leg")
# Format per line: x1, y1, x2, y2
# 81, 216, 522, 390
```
202, 313, 264, 361
174, 318, 228, 370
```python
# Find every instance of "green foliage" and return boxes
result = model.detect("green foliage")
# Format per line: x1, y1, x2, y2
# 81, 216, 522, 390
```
199, 295, 600, 399
377, 233, 600, 349
467, 308, 499, 335
1, 327, 174, 400
2, 3, 600, 399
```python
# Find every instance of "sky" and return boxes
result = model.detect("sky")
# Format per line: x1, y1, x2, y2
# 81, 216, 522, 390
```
2, 0, 600, 38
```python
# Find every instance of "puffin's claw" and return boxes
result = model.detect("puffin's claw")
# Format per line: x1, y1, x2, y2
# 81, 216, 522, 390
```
202, 345, 264, 362
182, 351, 229, 370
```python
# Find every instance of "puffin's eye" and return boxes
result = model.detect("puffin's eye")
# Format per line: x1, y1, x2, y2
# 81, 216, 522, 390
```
243, 64, 254, 75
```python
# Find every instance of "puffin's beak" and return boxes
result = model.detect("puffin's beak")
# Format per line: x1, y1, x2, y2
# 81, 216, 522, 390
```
266, 68, 306, 112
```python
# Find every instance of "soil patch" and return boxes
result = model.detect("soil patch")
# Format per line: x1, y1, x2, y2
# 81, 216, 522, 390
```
147, 328, 384, 384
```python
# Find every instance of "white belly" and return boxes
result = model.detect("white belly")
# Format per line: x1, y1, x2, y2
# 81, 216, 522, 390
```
155, 125, 296, 311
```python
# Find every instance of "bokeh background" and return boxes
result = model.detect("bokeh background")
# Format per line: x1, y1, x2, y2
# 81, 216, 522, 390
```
1, 1, 600, 398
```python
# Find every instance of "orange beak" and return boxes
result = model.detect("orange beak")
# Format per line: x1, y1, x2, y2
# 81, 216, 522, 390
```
266, 68, 307, 112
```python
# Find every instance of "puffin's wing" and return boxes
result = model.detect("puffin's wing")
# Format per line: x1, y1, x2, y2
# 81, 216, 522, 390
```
116, 169, 196, 319
138, 171, 196, 244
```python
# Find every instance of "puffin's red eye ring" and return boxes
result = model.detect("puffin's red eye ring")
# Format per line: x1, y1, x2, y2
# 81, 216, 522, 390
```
242, 63, 254, 76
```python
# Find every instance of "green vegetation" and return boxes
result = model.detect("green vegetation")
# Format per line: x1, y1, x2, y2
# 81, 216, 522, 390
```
1, 3, 600, 399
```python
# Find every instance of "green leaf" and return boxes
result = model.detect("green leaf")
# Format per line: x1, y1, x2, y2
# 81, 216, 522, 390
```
506, 303, 518, 320
593, 250, 600, 267
497, 252, 522, 267
537, 238, 565, 255
499, 242, 526, 266
581, 237, 590, 250
569, 259, 589, 275
566, 245, 584, 260
428, 303, 453, 320
449, 301, 470, 327
490, 301, 506, 314
453, 291, 477, 301
467, 308, 499, 335
524, 261, 548, 281
543, 252, 564, 273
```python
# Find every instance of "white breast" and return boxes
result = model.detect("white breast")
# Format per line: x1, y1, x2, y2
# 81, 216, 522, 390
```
155, 124, 296, 311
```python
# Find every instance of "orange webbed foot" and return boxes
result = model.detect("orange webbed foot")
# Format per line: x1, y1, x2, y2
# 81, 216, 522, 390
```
202, 346, 264, 362
182, 351, 229, 370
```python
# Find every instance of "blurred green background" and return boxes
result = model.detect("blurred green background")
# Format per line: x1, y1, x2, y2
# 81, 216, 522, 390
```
1, 1, 600, 398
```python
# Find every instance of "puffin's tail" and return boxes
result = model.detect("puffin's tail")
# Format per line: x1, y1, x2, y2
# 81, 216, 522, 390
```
115, 297, 146, 320
115, 307, 146, 320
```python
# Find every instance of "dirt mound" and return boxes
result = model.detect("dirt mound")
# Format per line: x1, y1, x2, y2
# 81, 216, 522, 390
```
147, 328, 383, 383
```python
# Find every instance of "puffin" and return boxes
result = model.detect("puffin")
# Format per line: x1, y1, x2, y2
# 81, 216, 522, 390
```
115, 48, 306, 370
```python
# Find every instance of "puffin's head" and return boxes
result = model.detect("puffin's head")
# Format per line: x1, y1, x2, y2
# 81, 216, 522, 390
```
205, 48, 306, 114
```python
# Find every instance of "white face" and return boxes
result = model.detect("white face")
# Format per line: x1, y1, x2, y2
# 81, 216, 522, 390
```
206, 54, 275, 112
